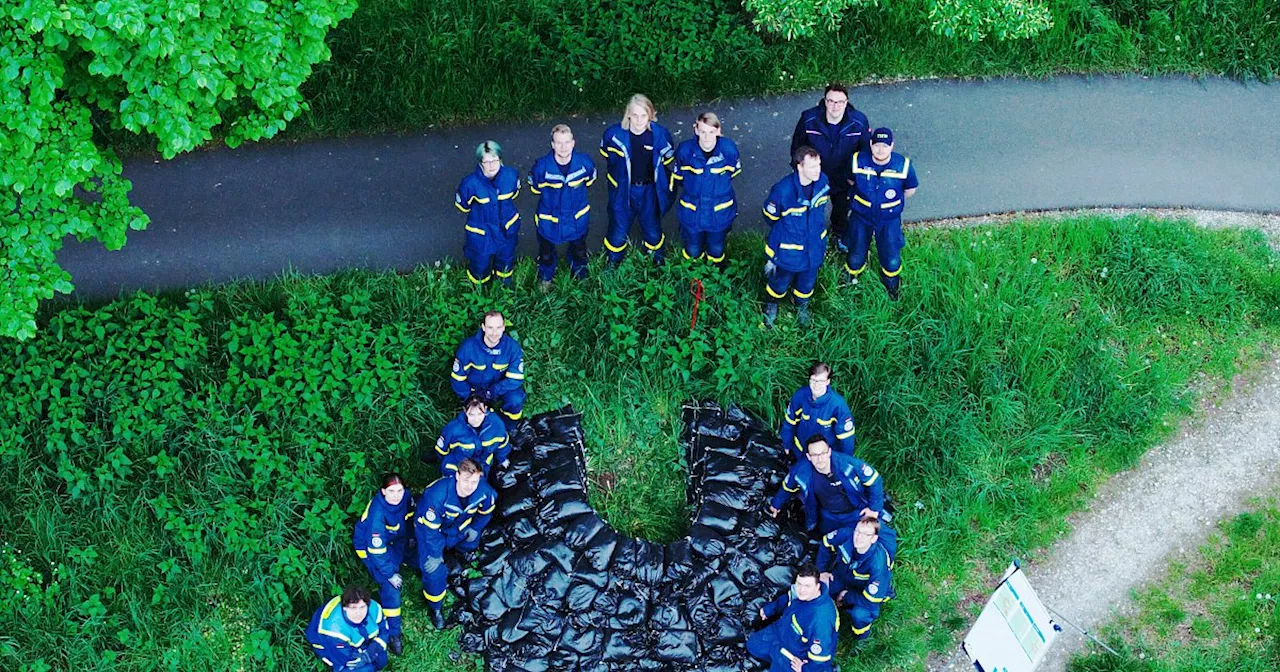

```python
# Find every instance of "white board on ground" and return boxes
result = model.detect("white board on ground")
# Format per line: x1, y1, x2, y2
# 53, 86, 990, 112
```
961, 562, 1059, 672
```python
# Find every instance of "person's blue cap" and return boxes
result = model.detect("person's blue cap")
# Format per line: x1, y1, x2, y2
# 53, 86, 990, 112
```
870, 127, 893, 146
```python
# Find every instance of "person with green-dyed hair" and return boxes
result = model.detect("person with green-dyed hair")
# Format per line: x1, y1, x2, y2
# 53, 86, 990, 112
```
454, 140, 522, 285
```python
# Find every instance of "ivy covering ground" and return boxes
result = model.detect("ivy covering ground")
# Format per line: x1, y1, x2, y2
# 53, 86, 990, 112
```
0, 215, 1277, 670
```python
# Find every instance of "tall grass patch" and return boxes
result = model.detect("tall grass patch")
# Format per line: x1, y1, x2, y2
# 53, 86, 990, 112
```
0, 215, 1277, 669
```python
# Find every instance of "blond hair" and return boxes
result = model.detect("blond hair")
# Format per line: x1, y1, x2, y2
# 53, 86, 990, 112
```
551, 124, 573, 140
621, 94, 657, 130
696, 111, 721, 129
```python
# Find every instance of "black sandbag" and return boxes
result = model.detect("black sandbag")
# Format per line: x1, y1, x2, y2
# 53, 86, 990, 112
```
606, 593, 647, 629
565, 580, 601, 612
688, 524, 727, 558
491, 568, 530, 608
501, 482, 537, 516
772, 534, 808, 566
763, 564, 795, 590
602, 630, 648, 663
542, 540, 577, 574
633, 541, 666, 585
653, 630, 699, 663
558, 624, 604, 656
727, 550, 763, 588
535, 564, 572, 603
505, 512, 541, 543
460, 630, 486, 653
537, 491, 594, 524
695, 501, 740, 535
510, 547, 551, 577
544, 650, 580, 670
683, 558, 721, 593
496, 463, 524, 490
752, 517, 781, 539
478, 587, 507, 620
686, 588, 719, 630
650, 600, 691, 631
563, 513, 606, 550
512, 636, 555, 659
608, 537, 639, 579
532, 460, 587, 497
498, 609, 530, 643
663, 539, 694, 582
533, 439, 574, 462
710, 615, 746, 643
745, 539, 776, 567
700, 481, 760, 511
709, 574, 743, 608
518, 602, 565, 636
478, 546, 511, 576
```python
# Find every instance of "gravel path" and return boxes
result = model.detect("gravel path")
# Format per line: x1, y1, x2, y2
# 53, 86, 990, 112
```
931, 353, 1280, 671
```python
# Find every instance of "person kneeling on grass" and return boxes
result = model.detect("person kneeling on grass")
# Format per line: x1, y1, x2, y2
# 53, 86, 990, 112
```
769, 435, 886, 536
449, 310, 526, 431
352, 473, 415, 655
817, 516, 897, 641
747, 564, 839, 671
306, 585, 390, 672
415, 458, 497, 629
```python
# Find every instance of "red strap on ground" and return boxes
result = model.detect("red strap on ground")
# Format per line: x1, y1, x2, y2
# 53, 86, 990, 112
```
690, 279, 705, 330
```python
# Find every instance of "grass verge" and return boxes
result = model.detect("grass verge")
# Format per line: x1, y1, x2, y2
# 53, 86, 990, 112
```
1069, 499, 1280, 672
0, 215, 1277, 670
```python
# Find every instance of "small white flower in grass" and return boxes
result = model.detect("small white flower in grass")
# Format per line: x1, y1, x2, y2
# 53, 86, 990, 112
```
1031, 257, 1038, 264
915, 501, 925, 510
1258, 593, 1263, 599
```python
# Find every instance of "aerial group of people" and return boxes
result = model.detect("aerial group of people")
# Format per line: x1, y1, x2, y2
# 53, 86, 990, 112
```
455, 85, 919, 327
305, 84, 913, 669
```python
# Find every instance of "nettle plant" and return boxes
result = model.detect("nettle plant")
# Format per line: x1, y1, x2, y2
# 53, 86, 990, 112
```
0, 0, 356, 340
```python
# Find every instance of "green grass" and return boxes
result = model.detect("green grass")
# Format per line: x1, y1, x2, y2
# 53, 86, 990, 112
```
99, 0, 1280, 155
1, 215, 1278, 670
1069, 499, 1280, 672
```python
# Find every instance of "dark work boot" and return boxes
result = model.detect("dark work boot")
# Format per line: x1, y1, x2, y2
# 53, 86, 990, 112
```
886, 283, 900, 302
388, 635, 403, 656
429, 609, 446, 630
762, 302, 778, 328
796, 303, 812, 326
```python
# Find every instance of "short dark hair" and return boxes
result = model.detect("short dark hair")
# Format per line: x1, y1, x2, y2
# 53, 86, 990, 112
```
805, 435, 829, 452
457, 458, 483, 476
380, 472, 405, 489
482, 310, 504, 324
463, 394, 488, 413
824, 83, 849, 99
858, 516, 881, 535
340, 584, 372, 607
793, 145, 819, 167
809, 362, 832, 378
795, 564, 821, 583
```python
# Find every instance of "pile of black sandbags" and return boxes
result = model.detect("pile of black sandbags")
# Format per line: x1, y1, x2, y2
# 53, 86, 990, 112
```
452, 402, 811, 671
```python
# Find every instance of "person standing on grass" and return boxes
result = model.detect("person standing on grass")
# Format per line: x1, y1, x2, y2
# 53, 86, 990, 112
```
528, 124, 597, 288
600, 94, 677, 268
791, 83, 871, 249
306, 585, 391, 671
426, 394, 512, 475
843, 127, 919, 301
670, 111, 742, 269
768, 435, 887, 535
415, 459, 497, 630
454, 140, 521, 286
351, 474, 415, 656
746, 564, 839, 672
450, 310, 526, 431
817, 516, 897, 641
779, 362, 856, 459
762, 146, 830, 328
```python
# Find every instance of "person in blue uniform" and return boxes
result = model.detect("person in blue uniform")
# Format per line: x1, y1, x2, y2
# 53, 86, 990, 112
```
670, 111, 741, 268
843, 127, 919, 301
818, 516, 896, 640
528, 124, 597, 287
454, 140, 521, 286
305, 585, 390, 672
427, 394, 512, 475
790, 84, 871, 247
449, 310, 525, 430
600, 94, 677, 268
779, 362, 856, 460
746, 564, 839, 671
352, 473, 415, 655
762, 146, 830, 328
768, 435, 886, 535
414, 459, 497, 629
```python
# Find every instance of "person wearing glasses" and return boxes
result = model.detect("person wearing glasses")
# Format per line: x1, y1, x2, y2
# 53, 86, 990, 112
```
768, 435, 886, 536
454, 140, 522, 285
790, 84, 870, 247
817, 516, 897, 641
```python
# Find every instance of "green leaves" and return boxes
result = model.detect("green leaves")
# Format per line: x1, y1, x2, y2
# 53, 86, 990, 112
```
1, 0, 357, 340
744, 0, 1052, 41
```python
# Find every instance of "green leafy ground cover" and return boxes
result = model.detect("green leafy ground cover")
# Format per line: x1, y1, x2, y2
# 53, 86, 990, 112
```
1, 215, 1278, 670
1069, 500, 1280, 672
289, 0, 1280, 138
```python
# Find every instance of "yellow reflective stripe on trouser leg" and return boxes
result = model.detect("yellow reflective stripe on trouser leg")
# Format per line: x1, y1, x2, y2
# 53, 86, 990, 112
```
383, 607, 401, 617
423, 589, 446, 602
793, 287, 814, 298
466, 269, 491, 284
881, 261, 903, 278
644, 234, 665, 251
603, 237, 628, 252
766, 284, 787, 299
852, 622, 872, 635
845, 262, 867, 276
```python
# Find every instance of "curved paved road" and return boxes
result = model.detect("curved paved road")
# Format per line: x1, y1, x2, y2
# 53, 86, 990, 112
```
57, 75, 1280, 299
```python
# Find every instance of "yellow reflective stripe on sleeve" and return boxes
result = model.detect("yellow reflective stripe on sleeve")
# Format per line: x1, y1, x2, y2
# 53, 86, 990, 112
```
366, 546, 387, 555
424, 590, 446, 602
355, 549, 368, 558
498, 191, 516, 200
863, 471, 880, 487
779, 243, 804, 251
814, 195, 830, 207
764, 244, 776, 258
863, 590, 887, 603
607, 146, 625, 156
482, 436, 505, 446
464, 225, 486, 236
506, 371, 525, 380
435, 443, 450, 456
505, 212, 519, 228
713, 199, 734, 211
385, 523, 400, 531
853, 195, 872, 207
417, 516, 441, 529
607, 174, 618, 187
782, 479, 800, 493
450, 372, 468, 381
781, 207, 807, 216
836, 429, 855, 439
785, 414, 798, 425
780, 648, 800, 662
455, 202, 470, 213
479, 504, 495, 514
763, 209, 780, 221
537, 213, 560, 223
791, 615, 804, 634
809, 651, 832, 662
502, 409, 523, 420
575, 204, 590, 218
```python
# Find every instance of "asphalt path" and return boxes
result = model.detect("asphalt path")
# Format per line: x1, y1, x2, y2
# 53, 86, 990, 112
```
57, 74, 1280, 299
